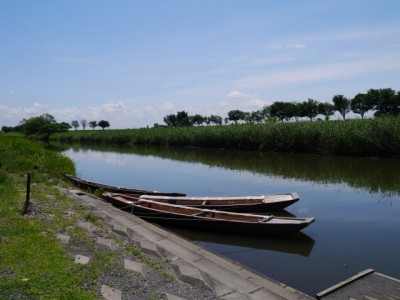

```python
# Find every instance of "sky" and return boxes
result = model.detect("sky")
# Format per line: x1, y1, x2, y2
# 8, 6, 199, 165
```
1, 0, 400, 129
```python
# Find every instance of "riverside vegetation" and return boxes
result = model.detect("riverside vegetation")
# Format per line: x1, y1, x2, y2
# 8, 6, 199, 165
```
0, 135, 97, 298
51, 117, 400, 158
0, 134, 216, 299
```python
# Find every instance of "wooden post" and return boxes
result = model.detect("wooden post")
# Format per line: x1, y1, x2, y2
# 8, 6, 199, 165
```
22, 173, 31, 215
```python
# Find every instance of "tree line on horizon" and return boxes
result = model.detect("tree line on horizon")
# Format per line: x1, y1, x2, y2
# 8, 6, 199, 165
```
161, 88, 400, 127
1, 115, 111, 138
1, 87, 399, 136
70, 119, 110, 131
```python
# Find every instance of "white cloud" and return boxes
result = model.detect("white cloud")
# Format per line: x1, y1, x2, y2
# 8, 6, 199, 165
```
270, 43, 307, 50
0, 101, 150, 128
239, 53, 400, 89
227, 91, 246, 98
216, 92, 269, 114
163, 102, 175, 111
102, 102, 126, 113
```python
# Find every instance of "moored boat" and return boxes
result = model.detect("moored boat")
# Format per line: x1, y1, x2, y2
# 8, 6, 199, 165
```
65, 174, 186, 196
103, 193, 315, 236
109, 192, 299, 212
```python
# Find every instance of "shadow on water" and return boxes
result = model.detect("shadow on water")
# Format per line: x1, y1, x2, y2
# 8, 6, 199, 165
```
51, 142, 400, 197
164, 225, 315, 257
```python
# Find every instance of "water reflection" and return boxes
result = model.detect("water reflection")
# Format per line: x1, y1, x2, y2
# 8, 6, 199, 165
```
165, 226, 315, 257
55, 142, 400, 295
53, 142, 400, 197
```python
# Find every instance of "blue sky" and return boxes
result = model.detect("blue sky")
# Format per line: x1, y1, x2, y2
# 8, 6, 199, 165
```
1, 1, 399, 128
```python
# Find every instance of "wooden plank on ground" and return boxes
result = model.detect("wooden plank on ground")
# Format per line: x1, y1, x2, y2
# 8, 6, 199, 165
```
316, 269, 400, 300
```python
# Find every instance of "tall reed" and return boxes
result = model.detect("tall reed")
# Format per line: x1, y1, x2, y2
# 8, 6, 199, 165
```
51, 117, 400, 157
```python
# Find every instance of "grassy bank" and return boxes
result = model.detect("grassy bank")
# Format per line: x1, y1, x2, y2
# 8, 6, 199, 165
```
0, 134, 220, 299
0, 134, 96, 298
51, 117, 400, 157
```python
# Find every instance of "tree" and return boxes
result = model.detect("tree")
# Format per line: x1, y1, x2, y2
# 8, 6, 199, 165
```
71, 120, 80, 130
18, 113, 68, 138
1, 126, 15, 133
227, 110, 246, 124
58, 122, 72, 131
164, 111, 192, 127
350, 93, 371, 119
191, 114, 205, 126
209, 114, 222, 125
318, 102, 335, 120
282, 102, 297, 121
81, 119, 88, 130
89, 121, 97, 130
260, 106, 270, 120
164, 114, 178, 127
176, 111, 191, 126
300, 99, 319, 121
332, 95, 350, 120
268, 102, 299, 121
366, 88, 398, 117
98, 120, 110, 130
268, 102, 286, 121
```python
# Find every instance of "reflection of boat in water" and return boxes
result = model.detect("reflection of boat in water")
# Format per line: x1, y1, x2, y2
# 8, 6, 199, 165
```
165, 226, 315, 257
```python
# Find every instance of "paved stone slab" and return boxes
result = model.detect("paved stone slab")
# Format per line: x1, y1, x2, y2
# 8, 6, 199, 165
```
56, 233, 70, 244
73, 255, 90, 265
139, 240, 162, 257
96, 237, 116, 250
124, 258, 146, 276
101, 285, 122, 300
113, 224, 129, 238
173, 263, 210, 290
77, 221, 97, 234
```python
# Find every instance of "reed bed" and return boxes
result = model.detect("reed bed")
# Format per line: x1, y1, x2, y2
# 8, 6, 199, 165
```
51, 117, 400, 157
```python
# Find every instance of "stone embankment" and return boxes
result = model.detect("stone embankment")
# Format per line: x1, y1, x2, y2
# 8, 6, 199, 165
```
60, 188, 313, 300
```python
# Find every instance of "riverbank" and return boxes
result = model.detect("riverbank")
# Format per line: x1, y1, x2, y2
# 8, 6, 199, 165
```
66, 188, 313, 299
0, 135, 218, 299
51, 117, 400, 158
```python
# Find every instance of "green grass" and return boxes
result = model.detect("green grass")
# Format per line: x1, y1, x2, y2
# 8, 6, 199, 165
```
51, 117, 400, 158
0, 134, 179, 298
0, 134, 98, 299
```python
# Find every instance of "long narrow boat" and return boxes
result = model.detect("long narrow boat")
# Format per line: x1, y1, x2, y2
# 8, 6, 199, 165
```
65, 174, 186, 196
107, 192, 299, 212
103, 193, 315, 236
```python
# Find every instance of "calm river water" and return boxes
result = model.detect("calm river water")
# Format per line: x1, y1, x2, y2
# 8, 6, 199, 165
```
59, 144, 400, 296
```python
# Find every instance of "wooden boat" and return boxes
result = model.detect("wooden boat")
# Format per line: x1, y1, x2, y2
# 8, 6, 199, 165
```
65, 174, 186, 196
103, 193, 315, 236
107, 192, 300, 212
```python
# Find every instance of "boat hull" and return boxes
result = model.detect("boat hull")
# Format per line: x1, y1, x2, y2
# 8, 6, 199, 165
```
139, 193, 299, 212
65, 174, 186, 196
104, 193, 315, 236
